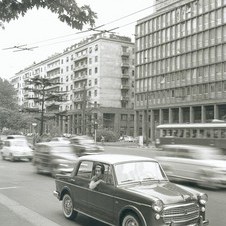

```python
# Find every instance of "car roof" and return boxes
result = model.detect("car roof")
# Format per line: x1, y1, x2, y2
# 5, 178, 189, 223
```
78, 154, 157, 165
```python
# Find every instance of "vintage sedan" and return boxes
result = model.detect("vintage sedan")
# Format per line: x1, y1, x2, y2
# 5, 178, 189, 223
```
53, 154, 209, 226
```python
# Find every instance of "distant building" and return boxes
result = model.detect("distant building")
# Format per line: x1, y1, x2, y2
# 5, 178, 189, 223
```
135, 0, 226, 142
10, 33, 135, 136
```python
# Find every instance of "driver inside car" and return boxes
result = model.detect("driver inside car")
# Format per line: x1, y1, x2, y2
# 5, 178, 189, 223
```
89, 163, 105, 190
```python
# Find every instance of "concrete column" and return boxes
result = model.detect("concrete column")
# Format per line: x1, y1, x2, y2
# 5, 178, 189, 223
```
150, 110, 155, 142
179, 107, 183, 123
169, 108, 173, 124
201, 105, 206, 123
159, 109, 163, 124
214, 104, 219, 120
190, 106, 194, 123
142, 110, 146, 139
134, 111, 139, 137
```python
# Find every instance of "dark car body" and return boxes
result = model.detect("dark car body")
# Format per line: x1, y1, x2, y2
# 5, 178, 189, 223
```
53, 154, 209, 226
33, 142, 78, 177
69, 135, 104, 156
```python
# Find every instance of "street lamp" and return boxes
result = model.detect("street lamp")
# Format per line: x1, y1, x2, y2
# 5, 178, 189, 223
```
94, 121, 98, 143
32, 123, 37, 145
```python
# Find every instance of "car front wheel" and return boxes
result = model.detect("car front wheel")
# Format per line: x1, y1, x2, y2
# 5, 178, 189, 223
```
62, 193, 77, 220
122, 213, 142, 226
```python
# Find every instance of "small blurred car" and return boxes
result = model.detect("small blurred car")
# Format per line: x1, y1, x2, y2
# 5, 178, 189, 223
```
53, 154, 209, 226
120, 135, 136, 142
6, 135, 27, 140
156, 144, 226, 189
50, 137, 70, 144
33, 142, 77, 177
70, 135, 104, 156
1, 139, 33, 161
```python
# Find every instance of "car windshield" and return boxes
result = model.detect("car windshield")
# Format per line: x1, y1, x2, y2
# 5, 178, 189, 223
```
115, 161, 168, 185
10, 140, 29, 147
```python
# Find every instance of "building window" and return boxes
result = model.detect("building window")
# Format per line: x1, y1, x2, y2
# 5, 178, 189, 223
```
95, 44, 98, 51
94, 90, 97, 96
95, 56, 98, 62
121, 114, 127, 121
95, 67, 98, 73
89, 58, 92, 64
95, 78, 97, 85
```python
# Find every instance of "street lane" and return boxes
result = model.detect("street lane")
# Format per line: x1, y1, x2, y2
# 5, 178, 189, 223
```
0, 146, 226, 226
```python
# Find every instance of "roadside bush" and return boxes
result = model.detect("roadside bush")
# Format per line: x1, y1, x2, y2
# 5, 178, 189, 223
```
96, 129, 118, 142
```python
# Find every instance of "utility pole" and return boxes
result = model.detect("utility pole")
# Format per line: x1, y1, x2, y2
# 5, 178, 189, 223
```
81, 84, 87, 135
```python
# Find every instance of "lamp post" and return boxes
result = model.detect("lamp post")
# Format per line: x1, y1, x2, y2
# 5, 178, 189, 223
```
32, 123, 37, 145
94, 121, 98, 143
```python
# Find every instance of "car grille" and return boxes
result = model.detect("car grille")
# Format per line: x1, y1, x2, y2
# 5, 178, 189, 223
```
162, 202, 200, 225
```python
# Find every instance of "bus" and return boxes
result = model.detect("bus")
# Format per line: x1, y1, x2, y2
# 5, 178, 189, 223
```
156, 122, 226, 152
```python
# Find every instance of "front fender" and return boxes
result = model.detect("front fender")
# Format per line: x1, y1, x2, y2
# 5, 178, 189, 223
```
118, 205, 147, 226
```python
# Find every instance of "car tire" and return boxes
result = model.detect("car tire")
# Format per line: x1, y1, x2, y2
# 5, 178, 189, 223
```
62, 193, 77, 220
1, 153, 5, 160
122, 212, 142, 226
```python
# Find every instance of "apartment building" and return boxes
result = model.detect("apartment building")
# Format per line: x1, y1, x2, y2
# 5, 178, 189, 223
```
134, 0, 226, 142
10, 33, 135, 136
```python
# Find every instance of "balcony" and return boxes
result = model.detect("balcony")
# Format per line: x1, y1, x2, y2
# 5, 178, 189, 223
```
74, 54, 88, 63
74, 64, 88, 72
121, 51, 130, 57
121, 84, 130, 90
73, 96, 83, 102
121, 96, 129, 101
121, 62, 130, 67
121, 74, 129, 79
73, 86, 85, 93
74, 74, 87, 82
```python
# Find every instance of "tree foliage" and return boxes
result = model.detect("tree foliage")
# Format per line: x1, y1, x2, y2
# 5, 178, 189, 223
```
0, 78, 17, 110
23, 76, 67, 135
0, 0, 97, 30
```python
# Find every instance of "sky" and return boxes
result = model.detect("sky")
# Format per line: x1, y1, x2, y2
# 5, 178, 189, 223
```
0, 0, 155, 80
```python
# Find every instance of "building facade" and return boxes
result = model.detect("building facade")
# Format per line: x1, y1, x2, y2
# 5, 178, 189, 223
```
10, 33, 135, 136
135, 0, 226, 142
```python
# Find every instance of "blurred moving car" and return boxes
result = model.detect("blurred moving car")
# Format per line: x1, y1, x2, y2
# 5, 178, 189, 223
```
70, 135, 104, 156
50, 137, 70, 143
1, 139, 33, 161
156, 144, 226, 189
119, 135, 136, 142
33, 142, 77, 177
53, 154, 209, 226
6, 135, 27, 140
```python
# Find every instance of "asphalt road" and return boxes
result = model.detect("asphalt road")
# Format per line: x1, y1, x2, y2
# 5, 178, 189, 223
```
0, 145, 225, 226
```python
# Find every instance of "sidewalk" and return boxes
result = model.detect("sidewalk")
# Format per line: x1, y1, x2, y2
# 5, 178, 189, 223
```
0, 193, 62, 226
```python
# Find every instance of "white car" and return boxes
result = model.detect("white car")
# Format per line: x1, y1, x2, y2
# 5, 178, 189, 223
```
156, 144, 226, 189
1, 139, 33, 161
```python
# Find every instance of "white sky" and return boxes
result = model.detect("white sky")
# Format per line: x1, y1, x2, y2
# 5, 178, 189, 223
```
0, 0, 155, 80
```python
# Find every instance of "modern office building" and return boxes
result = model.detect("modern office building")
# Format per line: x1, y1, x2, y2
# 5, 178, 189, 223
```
134, 0, 226, 142
10, 33, 135, 136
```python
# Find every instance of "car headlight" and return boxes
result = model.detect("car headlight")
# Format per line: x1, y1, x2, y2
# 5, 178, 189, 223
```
152, 200, 164, 212
198, 193, 208, 205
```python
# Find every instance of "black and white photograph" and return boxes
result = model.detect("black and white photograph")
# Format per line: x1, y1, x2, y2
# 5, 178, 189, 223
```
0, 0, 226, 226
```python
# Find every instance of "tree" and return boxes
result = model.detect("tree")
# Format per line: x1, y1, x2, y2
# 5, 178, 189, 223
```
23, 76, 67, 136
0, 0, 97, 30
0, 78, 32, 132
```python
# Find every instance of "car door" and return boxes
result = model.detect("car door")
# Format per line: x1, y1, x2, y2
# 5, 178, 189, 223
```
2, 141, 10, 158
87, 164, 115, 224
71, 160, 93, 212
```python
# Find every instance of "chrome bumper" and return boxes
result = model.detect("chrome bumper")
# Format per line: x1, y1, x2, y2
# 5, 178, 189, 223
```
53, 191, 60, 200
169, 216, 209, 226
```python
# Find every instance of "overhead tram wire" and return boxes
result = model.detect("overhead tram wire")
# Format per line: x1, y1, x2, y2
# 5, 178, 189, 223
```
20, 1, 160, 48
3, 1, 162, 51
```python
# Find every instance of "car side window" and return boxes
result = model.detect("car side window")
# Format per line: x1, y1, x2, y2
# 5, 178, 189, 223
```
104, 165, 114, 185
77, 161, 93, 179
